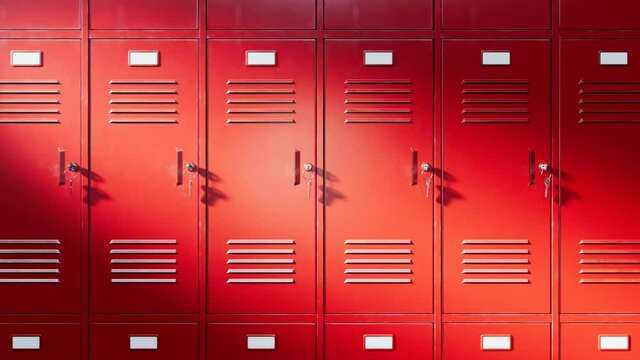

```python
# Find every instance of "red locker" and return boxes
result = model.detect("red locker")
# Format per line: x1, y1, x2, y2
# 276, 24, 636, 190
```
207, 0, 315, 30
442, 40, 551, 314
560, 0, 640, 29
325, 40, 434, 314
324, 0, 432, 30
0, 0, 80, 29
0, 323, 80, 359
207, 323, 316, 359
443, 323, 550, 359
0, 40, 82, 313
207, 40, 316, 314
325, 323, 433, 360
90, 323, 198, 360
90, 40, 199, 314
90, 0, 197, 29
560, 40, 640, 314
562, 323, 640, 358
442, 0, 550, 30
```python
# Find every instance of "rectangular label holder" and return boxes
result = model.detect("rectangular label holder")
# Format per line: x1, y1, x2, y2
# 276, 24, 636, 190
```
364, 335, 394, 350
482, 51, 511, 66
600, 51, 628, 66
12, 336, 40, 350
129, 336, 158, 350
246, 51, 277, 66
481, 335, 512, 351
247, 335, 276, 350
599, 335, 630, 351
11, 51, 42, 67
128, 51, 159, 67
364, 51, 393, 66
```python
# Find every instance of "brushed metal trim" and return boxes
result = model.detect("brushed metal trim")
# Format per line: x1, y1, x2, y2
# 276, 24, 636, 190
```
110, 249, 176, 254
0, 239, 60, 244
345, 249, 412, 254
111, 259, 177, 264
344, 269, 412, 274
462, 279, 529, 284
227, 249, 294, 254
112, 279, 176, 283
227, 278, 294, 284
345, 259, 412, 264
345, 278, 411, 284
227, 269, 294, 274
345, 239, 412, 245
110, 239, 177, 245
227, 239, 294, 245
227, 259, 294, 264
0, 279, 59, 283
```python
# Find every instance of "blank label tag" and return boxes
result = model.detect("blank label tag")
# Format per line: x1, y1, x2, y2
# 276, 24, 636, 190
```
482, 51, 511, 66
129, 336, 158, 350
364, 335, 394, 350
128, 51, 159, 66
12, 336, 40, 350
599, 335, 630, 351
247, 335, 276, 350
246, 51, 276, 66
600, 52, 628, 65
482, 335, 512, 350
11, 51, 42, 66
364, 51, 393, 66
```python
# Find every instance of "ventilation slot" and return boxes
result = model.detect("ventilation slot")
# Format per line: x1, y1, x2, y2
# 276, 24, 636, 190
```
226, 239, 296, 284
579, 240, 640, 283
110, 240, 177, 284
0, 240, 61, 283
461, 239, 531, 284
578, 80, 640, 123
226, 79, 297, 124
343, 239, 413, 284
0, 79, 62, 124
109, 79, 179, 124
461, 79, 530, 124
344, 79, 414, 124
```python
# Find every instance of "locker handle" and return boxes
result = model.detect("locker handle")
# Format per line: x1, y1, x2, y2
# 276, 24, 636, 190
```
294, 150, 301, 186
176, 148, 183, 185
58, 148, 66, 185
528, 150, 535, 186
411, 148, 418, 186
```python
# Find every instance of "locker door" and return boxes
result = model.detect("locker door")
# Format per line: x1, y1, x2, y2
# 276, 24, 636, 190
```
562, 323, 640, 358
442, 0, 550, 30
90, 0, 197, 29
90, 40, 198, 314
560, 40, 640, 314
90, 323, 198, 360
0, 40, 81, 313
0, 323, 81, 359
207, 40, 316, 314
208, 323, 316, 359
325, 40, 434, 314
560, 0, 640, 29
442, 40, 551, 314
443, 323, 550, 360
324, 0, 432, 30
207, 0, 315, 29
325, 323, 433, 360
0, 0, 80, 29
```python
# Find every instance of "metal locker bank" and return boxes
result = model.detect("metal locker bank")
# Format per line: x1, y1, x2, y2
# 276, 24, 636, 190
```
0, 0, 639, 359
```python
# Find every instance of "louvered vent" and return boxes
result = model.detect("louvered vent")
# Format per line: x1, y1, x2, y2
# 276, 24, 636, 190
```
579, 240, 640, 284
0, 240, 60, 283
578, 80, 640, 123
110, 240, 177, 284
343, 239, 413, 284
461, 239, 531, 284
343, 79, 413, 124
0, 80, 61, 123
226, 239, 296, 284
460, 79, 530, 124
226, 79, 297, 124
108, 80, 178, 124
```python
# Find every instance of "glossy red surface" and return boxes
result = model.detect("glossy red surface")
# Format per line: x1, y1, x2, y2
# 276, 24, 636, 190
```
89, 39, 199, 314
0, 39, 82, 313
207, 0, 316, 29
560, 0, 640, 29
89, 0, 198, 29
442, 0, 550, 30
324, 39, 434, 314
0, 323, 81, 359
442, 40, 552, 314
0, 0, 80, 29
324, 0, 432, 29
560, 40, 640, 314
561, 323, 640, 359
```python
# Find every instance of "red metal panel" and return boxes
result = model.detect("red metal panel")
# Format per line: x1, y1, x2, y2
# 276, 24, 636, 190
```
442, 40, 551, 314
324, 0, 432, 29
0, 323, 80, 359
560, 40, 640, 314
325, 323, 433, 359
324, 39, 433, 314
207, 323, 316, 359
562, 323, 640, 358
442, 0, 550, 30
0, 0, 80, 30
0, 40, 82, 314
90, 323, 198, 359
89, 0, 198, 29
207, 40, 316, 314
443, 323, 550, 359
207, 0, 315, 30
89, 39, 199, 314
560, 0, 640, 29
